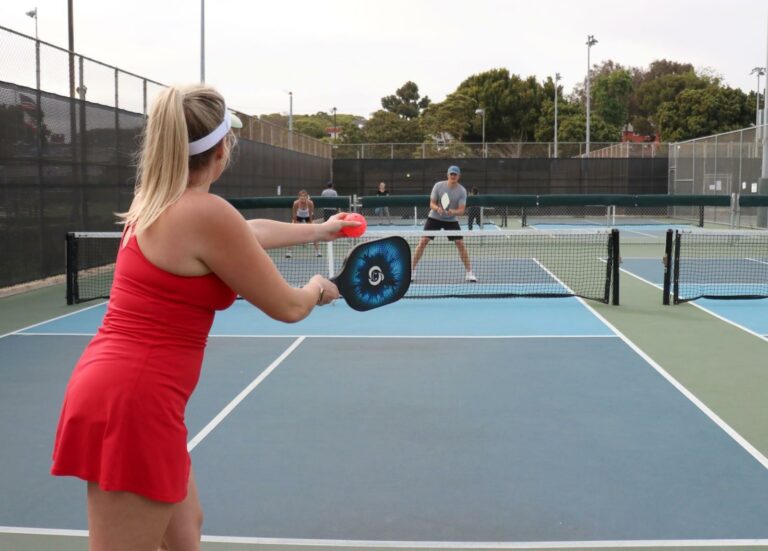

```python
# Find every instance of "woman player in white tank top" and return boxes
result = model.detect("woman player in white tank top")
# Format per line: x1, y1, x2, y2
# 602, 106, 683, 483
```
287, 190, 321, 257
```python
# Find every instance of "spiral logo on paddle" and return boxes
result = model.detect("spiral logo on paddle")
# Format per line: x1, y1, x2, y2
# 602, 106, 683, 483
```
368, 266, 384, 286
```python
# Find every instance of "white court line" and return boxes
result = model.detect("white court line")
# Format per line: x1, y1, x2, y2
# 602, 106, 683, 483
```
2, 527, 768, 548
0, 301, 106, 340
13, 332, 620, 339
576, 268, 768, 470
619, 228, 658, 238
620, 267, 768, 344
200, 536, 768, 548
14, 332, 98, 337
206, 334, 619, 339
747, 257, 768, 266
536, 258, 768, 470
186, 336, 305, 452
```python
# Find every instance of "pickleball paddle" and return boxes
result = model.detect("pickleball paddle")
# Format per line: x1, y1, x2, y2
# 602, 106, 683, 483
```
331, 236, 411, 311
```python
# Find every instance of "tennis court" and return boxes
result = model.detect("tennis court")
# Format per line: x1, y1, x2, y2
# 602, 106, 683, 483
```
2, 227, 768, 551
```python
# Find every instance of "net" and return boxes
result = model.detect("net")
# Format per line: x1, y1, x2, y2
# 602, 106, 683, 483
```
66, 229, 620, 305
668, 230, 768, 303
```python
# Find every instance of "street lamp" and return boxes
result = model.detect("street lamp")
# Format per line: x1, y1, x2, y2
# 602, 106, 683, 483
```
751, 67, 766, 132
331, 106, 337, 141
288, 91, 294, 133
25, 7, 38, 40
585, 34, 598, 155
200, 0, 205, 83
554, 72, 561, 158
475, 108, 486, 158
26, 7, 39, 91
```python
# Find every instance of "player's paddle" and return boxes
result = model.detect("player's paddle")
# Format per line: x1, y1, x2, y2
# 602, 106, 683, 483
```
331, 236, 411, 311
440, 192, 451, 211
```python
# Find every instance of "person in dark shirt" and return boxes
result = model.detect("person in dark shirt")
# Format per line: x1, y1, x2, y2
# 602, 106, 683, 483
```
374, 181, 392, 225
467, 187, 482, 230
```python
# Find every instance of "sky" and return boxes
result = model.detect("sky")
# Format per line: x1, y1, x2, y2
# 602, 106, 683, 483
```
1, 0, 767, 119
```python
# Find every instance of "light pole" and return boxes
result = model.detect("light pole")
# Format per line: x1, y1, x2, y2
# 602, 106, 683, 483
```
287, 91, 294, 149
554, 72, 561, 158
475, 108, 486, 157
585, 35, 598, 155
26, 7, 40, 92
751, 67, 766, 132
331, 106, 337, 141
25, 7, 38, 39
200, 0, 205, 82
288, 91, 294, 133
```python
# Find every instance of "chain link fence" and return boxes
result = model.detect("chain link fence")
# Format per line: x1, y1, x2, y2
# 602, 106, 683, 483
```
333, 142, 667, 160
0, 24, 331, 289
669, 125, 768, 228
0, 24, 330, 158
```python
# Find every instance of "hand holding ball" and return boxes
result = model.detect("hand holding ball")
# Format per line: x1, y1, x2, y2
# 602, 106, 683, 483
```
340, 213, 367, 238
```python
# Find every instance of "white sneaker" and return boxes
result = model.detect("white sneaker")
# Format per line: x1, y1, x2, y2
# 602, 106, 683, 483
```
316, 252, 322, 257
465, 271, 477, 283
285, 252, 292, 258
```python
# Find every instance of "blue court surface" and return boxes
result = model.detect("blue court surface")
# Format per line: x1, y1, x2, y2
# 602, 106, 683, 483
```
621, 257, 768, 339
3, 296, 768, 546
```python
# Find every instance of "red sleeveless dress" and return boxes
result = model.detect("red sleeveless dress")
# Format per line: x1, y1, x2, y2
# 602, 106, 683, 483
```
51, 233, 237, 503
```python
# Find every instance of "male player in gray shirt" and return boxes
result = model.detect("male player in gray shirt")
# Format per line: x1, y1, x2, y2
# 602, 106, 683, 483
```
411, 165, 477, 282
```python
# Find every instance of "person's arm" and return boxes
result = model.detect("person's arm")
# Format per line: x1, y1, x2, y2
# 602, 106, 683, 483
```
290, 201, 298, 223
192, 195, 337, 322
429, 184, 445, 215
449, 189, 468, 217
247, 214, 358, 249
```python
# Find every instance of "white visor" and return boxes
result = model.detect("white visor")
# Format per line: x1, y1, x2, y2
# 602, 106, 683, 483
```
188, 107, 243, 156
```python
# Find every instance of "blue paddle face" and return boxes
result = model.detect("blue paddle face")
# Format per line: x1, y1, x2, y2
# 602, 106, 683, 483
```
333, 237, 411, 311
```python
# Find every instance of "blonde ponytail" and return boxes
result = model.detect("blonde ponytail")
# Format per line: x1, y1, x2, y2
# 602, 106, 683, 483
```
119, 85, 231, 233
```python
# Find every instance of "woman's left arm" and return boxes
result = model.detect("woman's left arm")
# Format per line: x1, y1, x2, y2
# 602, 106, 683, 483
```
246, 215, 358, 249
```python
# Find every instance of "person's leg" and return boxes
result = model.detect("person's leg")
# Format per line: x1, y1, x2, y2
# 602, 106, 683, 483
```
454, 240, 472, 272
411, 237, 431, 272
158, 469, 203, 551
87, 482, 175, 551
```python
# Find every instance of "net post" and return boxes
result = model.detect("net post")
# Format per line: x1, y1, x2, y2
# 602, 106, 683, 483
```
672, 231, 681, 304
65, 232, 77, 305
662, 229, 672, 305
611, 229, 620, 305
521, 206, 527, 227
698, 205, 704, 227
327, 241, 335, 277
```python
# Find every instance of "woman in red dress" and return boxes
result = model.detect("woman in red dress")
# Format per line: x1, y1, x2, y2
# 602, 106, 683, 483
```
51, 85, 357, 550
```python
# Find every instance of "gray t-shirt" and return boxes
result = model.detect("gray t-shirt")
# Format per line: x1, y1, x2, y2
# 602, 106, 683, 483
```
428, 180, 467, 222
321, 188, 338, 198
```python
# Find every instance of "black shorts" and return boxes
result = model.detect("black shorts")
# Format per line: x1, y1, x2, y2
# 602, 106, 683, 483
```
296, 216, 310, 223
423, 217, 462, 241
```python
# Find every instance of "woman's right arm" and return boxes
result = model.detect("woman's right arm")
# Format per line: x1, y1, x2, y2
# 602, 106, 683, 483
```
192, 195, 338, 322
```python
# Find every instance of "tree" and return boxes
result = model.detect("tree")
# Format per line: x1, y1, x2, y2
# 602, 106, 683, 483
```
592, 69, 633, 129
362, 110, 424, 143
656, 86, 753, 141
381, 81, 431, 119
293, 117, 328, 139
419, 92, 477, 142
455, 69, 545, 142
